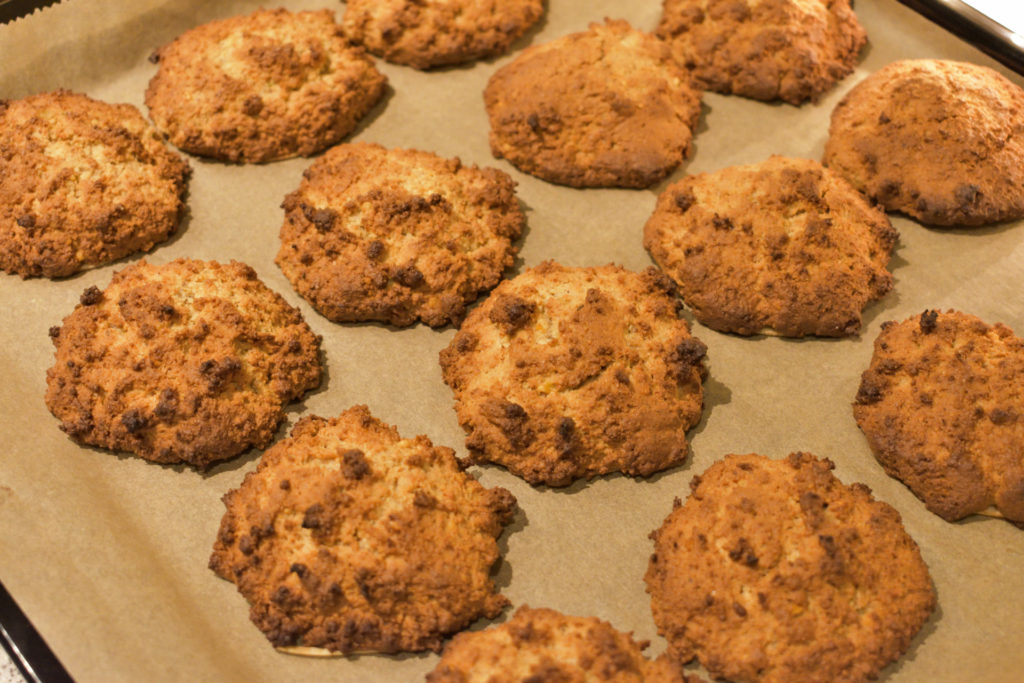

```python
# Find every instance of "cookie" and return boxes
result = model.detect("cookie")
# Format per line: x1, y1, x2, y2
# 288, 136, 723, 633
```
145, 8, 386, 163
645, 453, 936, 683
209, 405, 517, 653
341, 0, 544, 69
427, 605, 696, 683
656, 0, 866, 104
824, 59, 1024, 226
440, 261, 707, 487
45, 259, 321, 468
484, 19, 702, 188
276, 142, 524, 328
854, 310, 1024, 523
0, 90, 189, 278
643, 156, 897, 337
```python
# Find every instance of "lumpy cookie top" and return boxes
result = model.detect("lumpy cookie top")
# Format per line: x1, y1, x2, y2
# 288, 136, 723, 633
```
427, 605, 696, 683
824, 59, 1024, 226
484, 19, 702, 188
656, 0, 866, 104
45, 259, 321, 469
440, 262, 707, 487
275, 142, 524, 328
645, 453, 936, 683
209, 405, 517, 653
0, 90, 189, 278
643, 156, 897, 337
341, 0, 544, 69
145, 8, 386, 163
854, 310, 1024, 523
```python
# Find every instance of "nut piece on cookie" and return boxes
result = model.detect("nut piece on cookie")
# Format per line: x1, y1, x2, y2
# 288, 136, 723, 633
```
656, 0, 866, 104
645, 453, 936, 683
275, 142, 524, 328
484, 19, 702, 188
440, 261, 707, 487
45, 259, 322, 468
209, 405, 518, 654
145, 8, 386, 163
427, 605, 698, 683
643, 156, 897, 337
342, 0, 544, 69
854, 310, 1024, 523
824, 59, 1024, 226
0, 90, 189, 278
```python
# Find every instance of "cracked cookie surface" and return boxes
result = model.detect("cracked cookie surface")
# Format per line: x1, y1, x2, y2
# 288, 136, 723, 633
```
427, 605, 697, 682
210, 405, 517, 653
276, 142, 524, 328
824, 59, 1024, 226
657, 0, 866, 104
342, 0, 544, 69
643, 156, 897, 337
484, 19, 702, 188
854, 310, 1024, 523
0, 90, 189, 278
646, 452, 936, 683
440, 261, 707, 487
45, 259, 321, 468
146, 8, 386, 163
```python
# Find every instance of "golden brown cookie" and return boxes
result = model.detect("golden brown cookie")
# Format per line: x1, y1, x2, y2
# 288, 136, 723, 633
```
342, 0, 544, 69
440, 262, 707, 487
45, 259, 321, 468
643, 156, 897, 337
145, 8, 386, 163
484, 19, 702, 188
427, 605, 696, 683
824, 59, 1024, 226
209, 405, 517, 653
656, 0, 866, 104
645, 453, 936, 683
0, 90, 189, 278
275, 142, 524, 328
854, 310, 1024, 523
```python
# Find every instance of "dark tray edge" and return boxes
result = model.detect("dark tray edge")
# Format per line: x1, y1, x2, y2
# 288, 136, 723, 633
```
896, 0, 1024, 75
0, 582, 73, 683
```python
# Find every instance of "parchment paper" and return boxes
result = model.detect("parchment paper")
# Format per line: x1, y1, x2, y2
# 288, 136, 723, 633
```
1, 1, 1023, 681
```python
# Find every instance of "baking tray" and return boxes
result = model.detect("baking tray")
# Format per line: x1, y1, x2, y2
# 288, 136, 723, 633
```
2, 1, 1023, 681
0, 582, 71, 683
897, 0, 1024, 75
